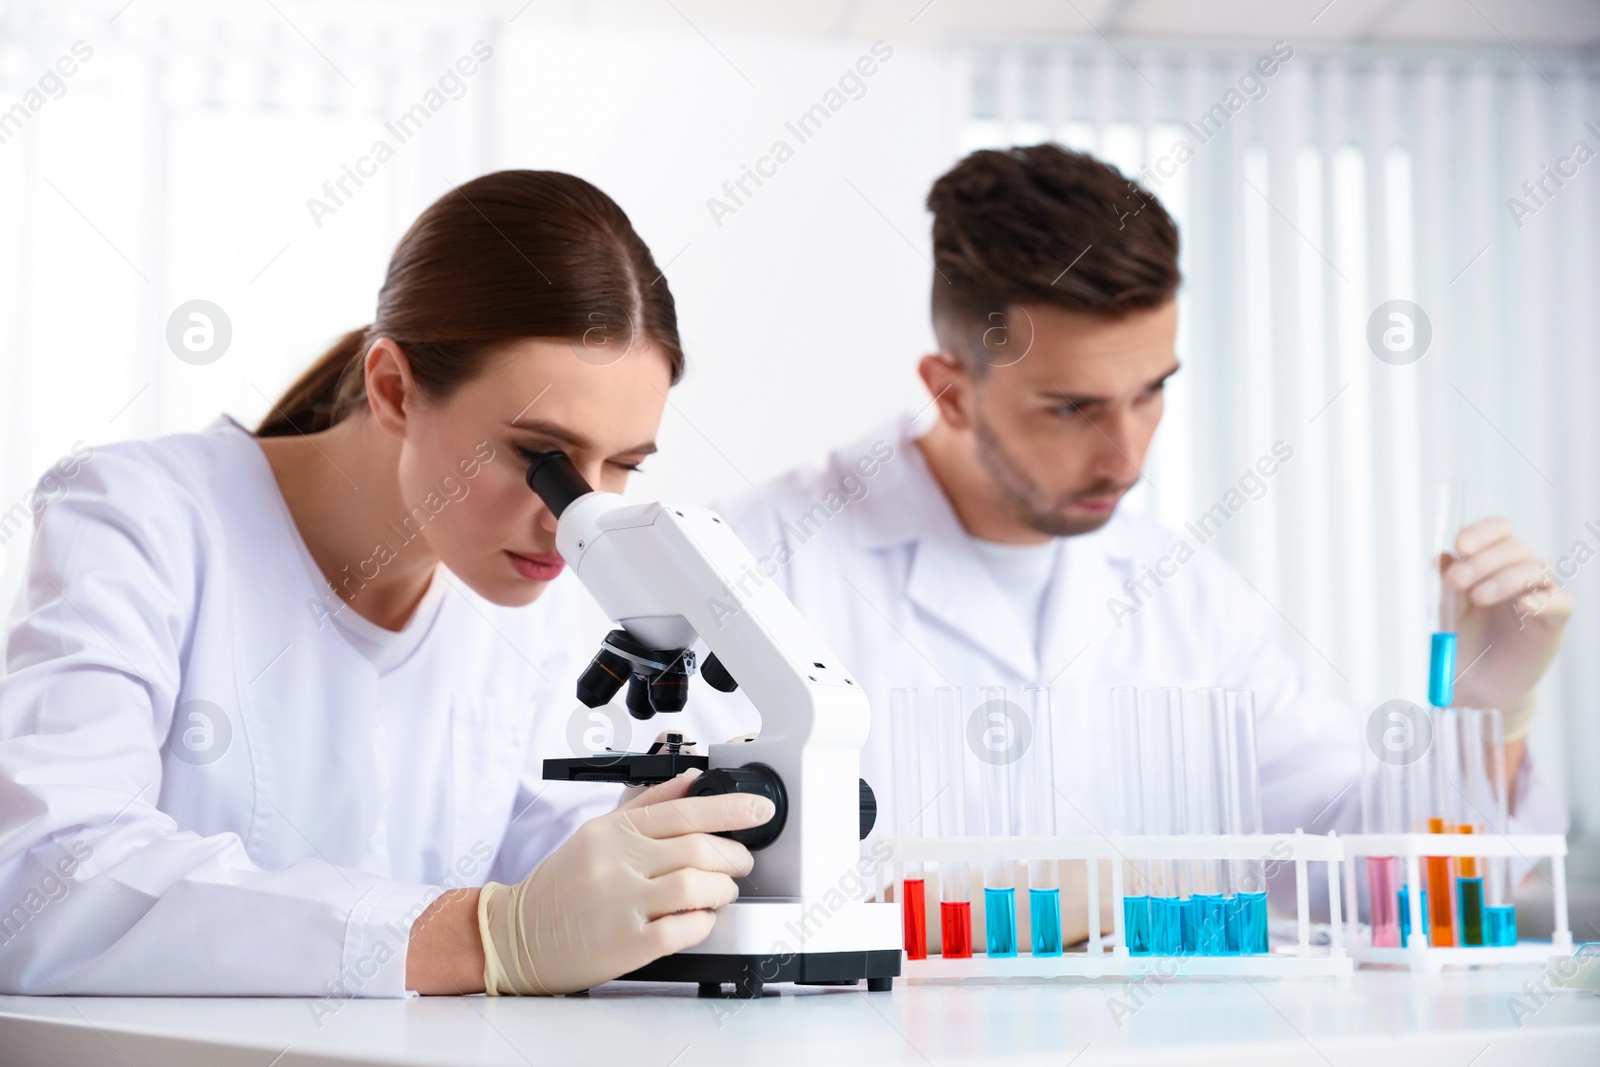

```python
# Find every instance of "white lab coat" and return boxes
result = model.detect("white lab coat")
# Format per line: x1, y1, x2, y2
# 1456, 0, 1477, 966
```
0, 415, 615, 996
702, 416, 1566, 910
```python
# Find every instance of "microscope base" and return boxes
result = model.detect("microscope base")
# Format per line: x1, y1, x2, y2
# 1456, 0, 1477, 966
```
618, 949, 901, 998
613, 898, 903, 995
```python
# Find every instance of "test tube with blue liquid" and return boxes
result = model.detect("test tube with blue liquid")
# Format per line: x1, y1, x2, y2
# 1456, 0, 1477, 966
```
1481, 709, 1517, 946
1022, 687, 1062, 956
1183, 689, 1230, 955
1428, 481, 1465, 709
978, 685, 1020, 957
1141, 688, 1188, 955
1392, 722, 1434, 945
1112, 686, 1152, 955
890, 687, 927, 959
933, 686, 973, 958
1225, 691, 1269, 954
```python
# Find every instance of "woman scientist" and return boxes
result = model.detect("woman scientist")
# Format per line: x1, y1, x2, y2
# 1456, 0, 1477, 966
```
0, 171, 772, 998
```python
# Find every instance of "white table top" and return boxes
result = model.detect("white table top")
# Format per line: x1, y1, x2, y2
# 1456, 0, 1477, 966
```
2, 966, 1597, 1067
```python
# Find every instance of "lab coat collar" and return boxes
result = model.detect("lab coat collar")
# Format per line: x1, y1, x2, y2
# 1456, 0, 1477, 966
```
841, 413, 932, 553
1036, 519, 1125, 688
840, 413, 1131, 681
209, 413, 449, 673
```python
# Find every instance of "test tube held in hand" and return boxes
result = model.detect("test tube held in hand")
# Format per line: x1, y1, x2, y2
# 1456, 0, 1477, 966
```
1112, 686, 1152, 955
978, 685, 1019, 957
889, 687, 927, 959
1428, 481, 1465, 707
1021, 687, 1061, 956
933, 686, 973, 958
1225, 691, 1268, 954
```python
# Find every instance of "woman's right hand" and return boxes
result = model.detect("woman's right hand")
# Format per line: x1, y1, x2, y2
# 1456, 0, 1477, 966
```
477, 768, 772, 995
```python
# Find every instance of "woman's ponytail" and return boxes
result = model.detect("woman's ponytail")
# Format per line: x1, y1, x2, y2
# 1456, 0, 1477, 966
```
256, 326, 370, 438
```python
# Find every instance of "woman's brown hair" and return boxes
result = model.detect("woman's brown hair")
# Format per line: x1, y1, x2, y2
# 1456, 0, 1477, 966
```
257, 170, 683, 437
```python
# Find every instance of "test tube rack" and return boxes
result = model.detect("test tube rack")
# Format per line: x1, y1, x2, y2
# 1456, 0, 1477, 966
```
1340, 831, 1572, 972
884, 830, 1353, 979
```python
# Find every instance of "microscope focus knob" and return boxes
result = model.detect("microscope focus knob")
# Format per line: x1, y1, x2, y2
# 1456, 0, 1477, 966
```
700, 653, 738, 693
859, 778, 876, 840
688, 764, 787, 850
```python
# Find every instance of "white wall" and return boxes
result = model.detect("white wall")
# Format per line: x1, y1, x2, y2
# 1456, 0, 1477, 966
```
487, 26, 954, 502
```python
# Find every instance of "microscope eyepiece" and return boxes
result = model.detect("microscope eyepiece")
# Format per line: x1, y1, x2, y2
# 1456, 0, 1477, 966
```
523, 449, 593, 518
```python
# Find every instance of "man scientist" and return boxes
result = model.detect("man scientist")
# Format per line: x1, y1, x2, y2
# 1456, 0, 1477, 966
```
706, 144, 1571, 928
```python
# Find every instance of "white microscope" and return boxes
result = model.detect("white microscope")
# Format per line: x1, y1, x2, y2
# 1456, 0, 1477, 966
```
527, 451, 901, 998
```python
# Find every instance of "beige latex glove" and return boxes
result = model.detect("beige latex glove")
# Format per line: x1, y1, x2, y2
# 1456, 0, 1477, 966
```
479, 768, 772, 995
1444, 517, 1574, 739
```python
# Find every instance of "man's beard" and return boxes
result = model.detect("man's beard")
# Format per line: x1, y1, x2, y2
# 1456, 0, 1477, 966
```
972, 413, 1128, 537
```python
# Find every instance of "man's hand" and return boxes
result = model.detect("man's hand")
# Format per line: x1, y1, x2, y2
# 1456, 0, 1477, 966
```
1446, 517, 1573, 744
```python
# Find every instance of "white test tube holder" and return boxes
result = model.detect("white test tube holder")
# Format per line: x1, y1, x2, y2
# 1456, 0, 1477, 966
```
883, 830, 1352, 979
1341, 831, 1572, 973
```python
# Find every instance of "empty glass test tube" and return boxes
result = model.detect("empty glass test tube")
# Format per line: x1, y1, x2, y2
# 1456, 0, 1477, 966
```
890, 687, 927, 959
1021, 687, 1061, 956
1112, 686, 1151, 955
933, 685, 973, 958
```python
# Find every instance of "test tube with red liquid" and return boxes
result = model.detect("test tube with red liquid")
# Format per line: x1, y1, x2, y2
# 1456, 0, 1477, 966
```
890, 687, 927, 959
934, 686, 973, 958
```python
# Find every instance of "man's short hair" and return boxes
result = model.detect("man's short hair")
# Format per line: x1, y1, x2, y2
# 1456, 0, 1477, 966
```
927, 144, 1181, 372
